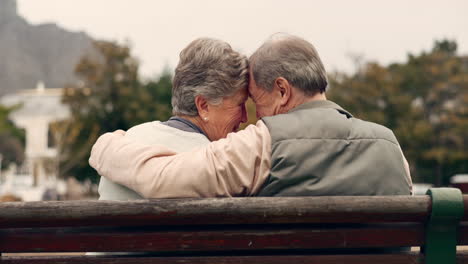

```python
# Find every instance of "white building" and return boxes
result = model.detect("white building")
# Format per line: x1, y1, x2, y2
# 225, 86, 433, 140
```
0, 83, 70, 201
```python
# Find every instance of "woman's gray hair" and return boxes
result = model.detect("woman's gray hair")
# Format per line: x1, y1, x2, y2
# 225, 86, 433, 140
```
172, 38, 249, 116
249, 33, 328, 96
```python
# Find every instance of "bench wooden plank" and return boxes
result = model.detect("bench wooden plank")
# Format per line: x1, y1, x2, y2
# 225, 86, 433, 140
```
0, 254, 427, 264
3, 253, 468, 264
0, 196, 444, 228
0, 224, 444, 252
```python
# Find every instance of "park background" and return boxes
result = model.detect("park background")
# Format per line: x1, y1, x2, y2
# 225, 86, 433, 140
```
0, 0, 467, 200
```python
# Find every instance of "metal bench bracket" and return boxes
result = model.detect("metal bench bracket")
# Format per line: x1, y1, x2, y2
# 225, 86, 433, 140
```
424, 188, 464, 264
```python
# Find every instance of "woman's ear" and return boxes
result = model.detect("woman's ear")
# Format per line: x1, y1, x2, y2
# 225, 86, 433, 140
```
194, 95, 210, 121
274, 77, 291, 106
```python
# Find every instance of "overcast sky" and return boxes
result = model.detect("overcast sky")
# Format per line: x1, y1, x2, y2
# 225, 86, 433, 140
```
17, 0, 468, 78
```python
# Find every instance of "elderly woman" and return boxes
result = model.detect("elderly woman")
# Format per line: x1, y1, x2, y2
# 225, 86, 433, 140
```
98, 38, 249, 200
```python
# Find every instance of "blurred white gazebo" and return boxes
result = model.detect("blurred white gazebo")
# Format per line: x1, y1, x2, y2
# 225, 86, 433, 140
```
0, 82, 69, 200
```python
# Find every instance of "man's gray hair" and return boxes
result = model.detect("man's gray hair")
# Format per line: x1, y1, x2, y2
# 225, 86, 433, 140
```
172, 38, 249, 116
249, 33, 327, 95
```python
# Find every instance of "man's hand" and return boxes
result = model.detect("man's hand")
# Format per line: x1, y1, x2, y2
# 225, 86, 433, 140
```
89, 130, 126, 174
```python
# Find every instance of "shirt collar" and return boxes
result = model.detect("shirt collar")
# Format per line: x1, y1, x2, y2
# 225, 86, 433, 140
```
288, 100, 353, 118
162, 116, 208, 138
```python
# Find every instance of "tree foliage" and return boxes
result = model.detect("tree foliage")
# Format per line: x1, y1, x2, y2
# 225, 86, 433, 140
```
328, 39, 468, 185
0, 105, 25, 169
56, 41, 172, 182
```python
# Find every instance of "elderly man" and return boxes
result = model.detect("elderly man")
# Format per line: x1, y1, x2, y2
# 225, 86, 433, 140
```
90, 34, 412, 198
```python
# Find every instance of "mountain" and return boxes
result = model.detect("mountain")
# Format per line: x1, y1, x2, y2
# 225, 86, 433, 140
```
0, 0, 94, 96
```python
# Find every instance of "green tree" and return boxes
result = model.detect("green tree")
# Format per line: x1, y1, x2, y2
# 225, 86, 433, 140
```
328, 39, 468, 185
392, 40, 468, 184
0, 105, 25, 169
56, 41, 172, 182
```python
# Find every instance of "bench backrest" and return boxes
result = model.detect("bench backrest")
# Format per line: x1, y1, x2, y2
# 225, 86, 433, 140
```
0, 194, 467, 264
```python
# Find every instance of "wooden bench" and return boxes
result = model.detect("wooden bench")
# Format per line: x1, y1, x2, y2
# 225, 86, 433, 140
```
0, 188, 467, 263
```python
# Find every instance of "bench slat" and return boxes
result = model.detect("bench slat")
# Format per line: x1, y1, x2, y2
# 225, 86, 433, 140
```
1, 253, 465, 264
0, 224, 436, 252
0, 196, 443, 228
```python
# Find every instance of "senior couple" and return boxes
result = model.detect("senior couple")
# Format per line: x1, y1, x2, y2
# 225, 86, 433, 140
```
90, 34, 412, 200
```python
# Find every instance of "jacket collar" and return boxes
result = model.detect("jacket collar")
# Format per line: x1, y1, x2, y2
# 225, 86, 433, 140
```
288, 100, 353, 118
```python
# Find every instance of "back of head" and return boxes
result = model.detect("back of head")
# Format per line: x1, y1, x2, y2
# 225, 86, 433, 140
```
250, 33, 327, 96
172, 38, 249, 116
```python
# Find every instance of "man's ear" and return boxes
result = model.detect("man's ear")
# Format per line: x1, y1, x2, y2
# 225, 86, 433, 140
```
274, 77, 291, 106
194, 95, 210, 121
